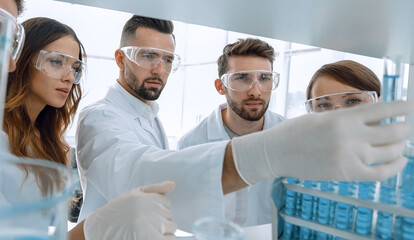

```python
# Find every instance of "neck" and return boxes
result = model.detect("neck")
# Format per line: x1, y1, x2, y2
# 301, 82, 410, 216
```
25, 99, 45, 124
221, 106, 265, 136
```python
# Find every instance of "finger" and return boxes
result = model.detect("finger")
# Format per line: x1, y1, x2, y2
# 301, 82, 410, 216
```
362, 156, 408, 181
366, 122, 411, 146
152, 203, 174, 220
343, 101, 414, 123
145, 193, 172, 208
365, 141, 406, 165
161, 220, 178, 235
163, 234, 176, 240
141, 181, 176, 194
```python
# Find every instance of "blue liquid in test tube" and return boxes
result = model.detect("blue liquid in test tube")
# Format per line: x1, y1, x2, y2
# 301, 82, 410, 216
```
376, 175, 397, 240
299, 181, 318, 239
334, 181, 356, 240
375, 59, 401, 240
355, 181, 376, 236
398, 152, 414, 240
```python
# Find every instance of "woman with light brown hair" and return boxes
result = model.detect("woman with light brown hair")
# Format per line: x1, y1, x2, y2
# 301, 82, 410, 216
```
305, 60, 381, 113
0, 15, 177, 240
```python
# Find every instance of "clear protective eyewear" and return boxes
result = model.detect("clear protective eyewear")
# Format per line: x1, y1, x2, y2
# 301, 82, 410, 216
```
220, 70, 280, 92
305, 91, 378, 113
34, 50, 85, 84
0, 8, 25, 62
121, 46, 181, 73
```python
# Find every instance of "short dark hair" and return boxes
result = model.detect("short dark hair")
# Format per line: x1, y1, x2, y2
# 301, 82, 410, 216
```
15, 0, 24, 15
217, 38, 275, 78
120, 15, 174, 47
306, 60, 381, 99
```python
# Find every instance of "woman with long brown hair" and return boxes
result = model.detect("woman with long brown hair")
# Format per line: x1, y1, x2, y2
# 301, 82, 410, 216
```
0, 15, 177, 240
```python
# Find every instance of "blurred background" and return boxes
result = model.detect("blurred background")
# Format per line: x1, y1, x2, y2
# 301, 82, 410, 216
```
20, 0, 409, 149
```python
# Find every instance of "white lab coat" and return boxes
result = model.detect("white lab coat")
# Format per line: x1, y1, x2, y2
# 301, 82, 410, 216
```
75, 82, 227, 231
178, 103, 285, 227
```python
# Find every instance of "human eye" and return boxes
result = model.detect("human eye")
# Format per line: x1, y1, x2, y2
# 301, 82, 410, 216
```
232, 73, 249, 82
316, 102, 332, 110
163, 56, 174, 64
139, 51, 158, 60
345, 98, 362, 106
47, 56, 64, 68
259, 73, 272, 82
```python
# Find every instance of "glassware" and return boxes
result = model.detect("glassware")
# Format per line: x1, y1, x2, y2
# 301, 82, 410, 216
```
0, 153, 74, 239
192, 216, 244, 240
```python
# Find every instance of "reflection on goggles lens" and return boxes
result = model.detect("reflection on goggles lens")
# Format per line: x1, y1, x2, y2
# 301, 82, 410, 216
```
121, 46, 181, 73
221, 70, 280, 92
35, 50, 85, 84
305, 91, 378, 113
0, 8, 25, 62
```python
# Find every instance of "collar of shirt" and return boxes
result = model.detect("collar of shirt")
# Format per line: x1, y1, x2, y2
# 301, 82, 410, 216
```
114, 81, 159, 122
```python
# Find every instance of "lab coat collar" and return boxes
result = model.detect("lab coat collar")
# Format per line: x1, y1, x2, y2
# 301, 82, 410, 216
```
206, 103, 230, 141
206, 103, 282, 140
113, 81, 159, 121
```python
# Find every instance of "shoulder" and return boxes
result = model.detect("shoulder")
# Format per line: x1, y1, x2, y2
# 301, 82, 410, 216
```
178, 116, 212, 149
266, 110, 285, 122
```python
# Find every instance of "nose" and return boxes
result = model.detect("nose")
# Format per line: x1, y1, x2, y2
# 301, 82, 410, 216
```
247, 81, 262, 97
333, 104, 342, 110
63, 69, 76, 84
8, 55, 16, 72
151, 60, 166, 75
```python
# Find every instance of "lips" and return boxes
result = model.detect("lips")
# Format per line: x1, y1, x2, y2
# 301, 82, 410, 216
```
56, 88, 69, 93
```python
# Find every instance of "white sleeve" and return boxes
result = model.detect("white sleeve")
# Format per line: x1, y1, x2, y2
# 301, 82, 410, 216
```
76, 107, 227, 231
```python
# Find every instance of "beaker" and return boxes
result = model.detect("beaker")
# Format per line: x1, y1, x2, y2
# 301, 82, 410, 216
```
192, 216, 245, 240
0, 153, 74, 239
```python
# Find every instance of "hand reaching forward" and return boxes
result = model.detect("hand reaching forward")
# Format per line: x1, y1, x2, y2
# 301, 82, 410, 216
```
232, 101, 413, 184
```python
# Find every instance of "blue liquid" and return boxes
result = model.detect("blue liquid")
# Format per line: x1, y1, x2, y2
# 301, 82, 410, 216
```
299, 227, 313, 240
318, 182, 335, 226
283, 222, 294, 240
299, 181, 317, 238
399, 155, 414, 239
301, 181, 317, 220
282, 178, 301, 239
315, 231, 332, 240
335, 182, 355, 232
376, 175, 397, 239
285, 178, 300, 216
355, 181, 376, 235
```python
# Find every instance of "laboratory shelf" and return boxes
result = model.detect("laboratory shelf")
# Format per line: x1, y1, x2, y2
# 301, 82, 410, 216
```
272, 180, 414, 240
284, 182, 414, 219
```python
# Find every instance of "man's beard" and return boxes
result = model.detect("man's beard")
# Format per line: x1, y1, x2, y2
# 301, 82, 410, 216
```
125, 65, 165, 101
226, 95, 269, 121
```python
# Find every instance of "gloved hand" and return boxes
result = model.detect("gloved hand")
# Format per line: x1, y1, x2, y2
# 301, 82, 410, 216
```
232, 101, 413, 185
84, 181, 177, 240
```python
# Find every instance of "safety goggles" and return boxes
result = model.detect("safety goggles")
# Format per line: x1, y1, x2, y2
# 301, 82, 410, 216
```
121, 46, 181, 73
220, 70, 280, 92
305, 91, 378, 113
0, 8, 25, 62
34, 50, 85, 84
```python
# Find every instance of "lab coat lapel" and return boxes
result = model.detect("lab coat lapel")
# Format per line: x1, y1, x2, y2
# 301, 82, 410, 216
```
105, 84, 166, 149
207, 103, 230, 141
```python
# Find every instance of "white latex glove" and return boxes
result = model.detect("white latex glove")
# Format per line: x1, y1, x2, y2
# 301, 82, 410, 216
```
232, 101, 413, 185
84, 181, 177, 240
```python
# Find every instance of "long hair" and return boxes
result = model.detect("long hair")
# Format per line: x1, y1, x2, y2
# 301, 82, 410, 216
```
4, 17, 85, 195
306, 60, 381, 100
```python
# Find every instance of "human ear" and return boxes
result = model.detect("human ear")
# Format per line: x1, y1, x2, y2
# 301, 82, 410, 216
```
214, 79, 226, 95
115, 49, 125, 71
